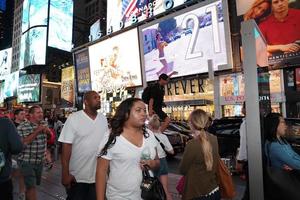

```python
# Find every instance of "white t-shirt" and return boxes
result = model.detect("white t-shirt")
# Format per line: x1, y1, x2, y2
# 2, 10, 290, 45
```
101, 131, 158, 200
58, 110, 109, 183
153, 132, 173, 158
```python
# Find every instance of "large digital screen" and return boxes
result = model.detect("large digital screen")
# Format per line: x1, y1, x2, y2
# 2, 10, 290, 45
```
0, 48, 12, 80
74, 49, 92, 93
19, 27, 47, 69
141, 0, 231, 81
3, 71, 19, 98
48, 0, 73, 51
0, 0, 6, 11
18, 72, 41, 103
89, 28, 142, 92
107, 0, 196, 33
236, 0, 300, 68
22, 0, 49, 33
0, 81, 4, 104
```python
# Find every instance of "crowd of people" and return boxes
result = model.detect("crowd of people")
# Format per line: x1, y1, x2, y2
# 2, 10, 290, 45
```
1, 91, 300, 200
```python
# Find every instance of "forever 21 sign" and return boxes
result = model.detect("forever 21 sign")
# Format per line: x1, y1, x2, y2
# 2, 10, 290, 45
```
107, 0, 194, 34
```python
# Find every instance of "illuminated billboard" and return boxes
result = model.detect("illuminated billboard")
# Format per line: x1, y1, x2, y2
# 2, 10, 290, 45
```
107, 0, 199, 33
22, 0, 49, 33
3, 71, 19, 98
0, 0, 6, 12
19, 27, 47, 69
236, 0, 300, 67
0, 48, 12, 80
89, 28, 142, 92
0, 81, 4, 103
61, 66, 74, 107
140, 0, 231, 81
18, 72, 41, 103
74, 49, 92, 93
48, 0, 73, 51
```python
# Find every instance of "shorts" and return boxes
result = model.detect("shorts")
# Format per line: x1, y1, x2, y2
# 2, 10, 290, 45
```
154, 158, 169, 177
154, 109, 168, 121
18, 161, 43, 188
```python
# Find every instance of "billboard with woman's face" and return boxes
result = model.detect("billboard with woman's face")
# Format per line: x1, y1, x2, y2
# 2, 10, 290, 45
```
236, 0, 300, 68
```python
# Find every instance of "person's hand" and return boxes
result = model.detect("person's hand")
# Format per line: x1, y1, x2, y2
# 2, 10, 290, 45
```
281, 43, 300, 53
283, 164, 293, 171
236, 162, 243, 173
140, 160, 155, 170
62, 173, 76, 189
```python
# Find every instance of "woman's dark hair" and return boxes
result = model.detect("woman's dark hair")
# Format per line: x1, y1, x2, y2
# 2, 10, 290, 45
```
264, 112, 286, 144
100, 98, 148, 156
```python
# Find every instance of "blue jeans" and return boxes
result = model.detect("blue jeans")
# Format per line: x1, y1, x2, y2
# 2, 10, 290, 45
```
192, 190, 221, 200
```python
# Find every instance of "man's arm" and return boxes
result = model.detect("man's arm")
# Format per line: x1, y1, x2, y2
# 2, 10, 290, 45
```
267, 43, 300, 54
148, 98, 154, 116
20, 125, 45, 145
61, 143, 76, 188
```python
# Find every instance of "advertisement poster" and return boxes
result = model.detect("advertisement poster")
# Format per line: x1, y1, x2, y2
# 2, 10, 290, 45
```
0, 81, 4, 103
18, 73, 40, 103
89, 28, 142, 92
296, 68, 300, 91
61, 66, 74, 107
107, 0, 192, 33
75, 49, 92, 93
0, 48, 12, 80
3, 71, 19, 98
19, 27, 47, 69
236, 0, 300, 67
141, 0, 230, 81
22, 0, 49, 33
48, 0, 73, 51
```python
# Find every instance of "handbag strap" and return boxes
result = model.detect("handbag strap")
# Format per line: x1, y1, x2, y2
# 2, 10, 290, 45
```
154, 135, 167, 153
142, 164, 152, 178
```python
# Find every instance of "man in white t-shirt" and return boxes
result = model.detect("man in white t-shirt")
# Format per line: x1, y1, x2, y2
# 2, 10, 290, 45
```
59, 91, 109, 200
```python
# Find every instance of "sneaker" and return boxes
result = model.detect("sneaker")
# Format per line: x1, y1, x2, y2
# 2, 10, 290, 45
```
18, 192, 25, 200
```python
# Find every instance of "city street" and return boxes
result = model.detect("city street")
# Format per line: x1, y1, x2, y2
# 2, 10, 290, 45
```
13, 153, 246, 200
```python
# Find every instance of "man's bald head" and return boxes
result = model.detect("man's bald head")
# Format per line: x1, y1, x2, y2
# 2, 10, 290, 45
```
83, 91, 101, 111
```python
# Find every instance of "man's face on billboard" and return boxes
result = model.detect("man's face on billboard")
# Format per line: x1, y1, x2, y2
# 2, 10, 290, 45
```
272, 0, 289, 14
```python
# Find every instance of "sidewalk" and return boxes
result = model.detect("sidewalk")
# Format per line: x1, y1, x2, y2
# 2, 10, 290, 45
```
13, 159, 245, 200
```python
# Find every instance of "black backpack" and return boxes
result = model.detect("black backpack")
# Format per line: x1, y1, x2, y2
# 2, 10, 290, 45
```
142, 85, 153, 104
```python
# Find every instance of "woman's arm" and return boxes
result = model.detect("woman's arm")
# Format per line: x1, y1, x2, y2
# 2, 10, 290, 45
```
96, 158, 110, 200
270, 143, 300, 170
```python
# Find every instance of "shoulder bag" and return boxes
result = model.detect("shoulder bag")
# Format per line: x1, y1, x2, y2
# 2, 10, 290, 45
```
141, 165, 166, 200
264, 143, 300, 200
217, 158, 236, 199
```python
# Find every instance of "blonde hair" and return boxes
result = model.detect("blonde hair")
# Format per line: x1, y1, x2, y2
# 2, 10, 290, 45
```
189, 109, 213, 171
148, 114, 161, 131
243, 0, 270, 20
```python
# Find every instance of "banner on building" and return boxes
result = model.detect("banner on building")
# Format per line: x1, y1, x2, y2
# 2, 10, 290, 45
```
61, 66, 74, 107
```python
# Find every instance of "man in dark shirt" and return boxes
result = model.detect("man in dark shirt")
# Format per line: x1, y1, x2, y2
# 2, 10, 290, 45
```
0, 117, 23, 200
14, 109, 26, 127
148, 73, 171, 132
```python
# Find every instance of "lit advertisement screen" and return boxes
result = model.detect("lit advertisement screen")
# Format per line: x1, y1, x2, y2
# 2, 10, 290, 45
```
0, 0, 6, 11
18, 72, 41, 103
0, 48, 12, 80
3, 71, 19, 98
89, 28, 142, 92
19, 27, 47, 69
74, 49, 92, 93
61, 66, 74, 106
0, 81, 4, 103
22, 0, 49, 33
107, 0, 195, 33
48, 0, 73, 51
141, 0, 230, 81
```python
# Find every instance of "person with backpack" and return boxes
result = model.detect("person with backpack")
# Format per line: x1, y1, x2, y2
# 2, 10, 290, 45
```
142, 73, 171, 133
0, 117, 23, 200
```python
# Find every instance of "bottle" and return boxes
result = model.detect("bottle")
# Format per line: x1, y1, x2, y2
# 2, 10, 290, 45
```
141, 146, 151, 160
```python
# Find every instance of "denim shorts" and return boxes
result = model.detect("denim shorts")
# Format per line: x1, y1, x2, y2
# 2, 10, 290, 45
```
18, 161, 43, 188
154, 157, 169, 177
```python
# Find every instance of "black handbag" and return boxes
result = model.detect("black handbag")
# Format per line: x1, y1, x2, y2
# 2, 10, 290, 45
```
264, 143, 300, 200
140, 165, 166, 200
